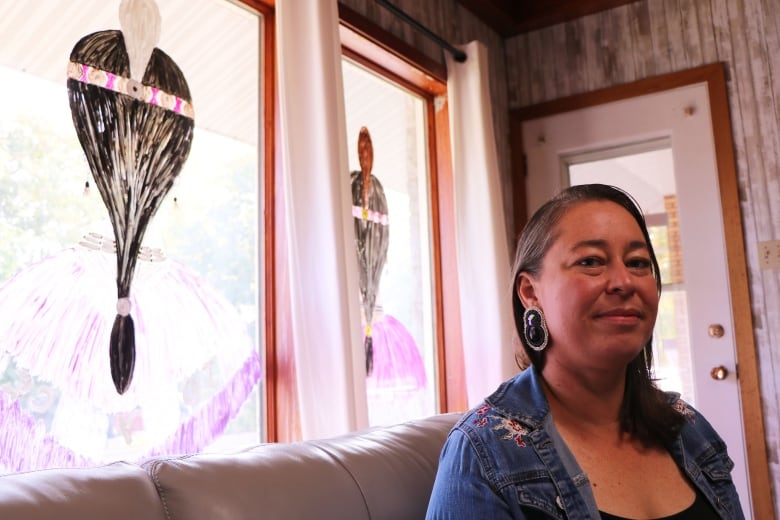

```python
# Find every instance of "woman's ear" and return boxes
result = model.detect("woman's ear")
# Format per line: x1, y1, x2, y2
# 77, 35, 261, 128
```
516, 273, 539, 309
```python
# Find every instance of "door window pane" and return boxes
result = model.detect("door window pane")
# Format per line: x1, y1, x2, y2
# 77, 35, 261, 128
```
567, 143, 696, 403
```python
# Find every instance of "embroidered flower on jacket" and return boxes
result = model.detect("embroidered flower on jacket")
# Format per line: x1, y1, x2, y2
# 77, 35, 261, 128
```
493, 418, 529, 447
473, 405, 491, 427
472, 405, 529, 447
672, 398, 696, 423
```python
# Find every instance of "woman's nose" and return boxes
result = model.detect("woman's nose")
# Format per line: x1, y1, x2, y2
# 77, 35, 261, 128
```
605, 263, 634, 294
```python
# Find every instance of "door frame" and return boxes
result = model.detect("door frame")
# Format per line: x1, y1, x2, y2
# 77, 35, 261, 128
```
509, 63, 773, 520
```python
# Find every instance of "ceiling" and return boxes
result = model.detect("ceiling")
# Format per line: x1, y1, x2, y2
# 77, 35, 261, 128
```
455, 0, 641, 37
0, 0, 644, 149
0, 0, 260, 146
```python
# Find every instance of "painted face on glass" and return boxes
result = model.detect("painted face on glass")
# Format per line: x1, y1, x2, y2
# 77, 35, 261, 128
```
518, 200, 659, 373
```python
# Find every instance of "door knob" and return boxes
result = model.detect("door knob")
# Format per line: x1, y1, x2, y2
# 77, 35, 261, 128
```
708, 324, 725, 338
710, 366, 728, 380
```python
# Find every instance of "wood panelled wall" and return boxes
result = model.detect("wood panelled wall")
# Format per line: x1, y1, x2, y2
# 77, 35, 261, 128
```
337, 0, 516, 248
504, 0, 780, 512
339, 0, 779, 511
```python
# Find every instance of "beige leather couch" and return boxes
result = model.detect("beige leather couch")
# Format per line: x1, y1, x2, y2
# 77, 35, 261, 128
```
0, 412, 461, 519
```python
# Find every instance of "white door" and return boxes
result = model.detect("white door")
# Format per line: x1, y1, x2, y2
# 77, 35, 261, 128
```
522, 83, 752, 517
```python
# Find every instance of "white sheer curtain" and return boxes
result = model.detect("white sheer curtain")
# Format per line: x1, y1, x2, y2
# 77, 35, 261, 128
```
276, 0, 368, 438
446, 41, 517, 406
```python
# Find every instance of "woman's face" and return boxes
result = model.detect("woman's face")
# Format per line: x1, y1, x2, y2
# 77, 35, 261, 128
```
518, 200, 659, 373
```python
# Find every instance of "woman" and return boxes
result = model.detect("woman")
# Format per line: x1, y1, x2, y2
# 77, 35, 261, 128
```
426, 184, 743, 519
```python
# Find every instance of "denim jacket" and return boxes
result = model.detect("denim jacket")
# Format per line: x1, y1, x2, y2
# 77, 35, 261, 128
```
426, 368, 744, 519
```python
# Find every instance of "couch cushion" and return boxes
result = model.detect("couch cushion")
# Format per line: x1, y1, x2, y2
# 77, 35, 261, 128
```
146, 439, 371, 520
0, 461, 167, 520
145, 412, 461, 520
312, 412, 462, 520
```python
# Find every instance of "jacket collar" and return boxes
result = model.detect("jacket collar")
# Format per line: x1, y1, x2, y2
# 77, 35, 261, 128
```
484, 366, 550, 429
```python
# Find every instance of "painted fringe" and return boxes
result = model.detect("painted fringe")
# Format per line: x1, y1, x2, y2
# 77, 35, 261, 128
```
144, 351, 262, 459
0, 241, 262, 472
0, 392, 90, 473
365, 314, 426, 390
0, 353, 261, 473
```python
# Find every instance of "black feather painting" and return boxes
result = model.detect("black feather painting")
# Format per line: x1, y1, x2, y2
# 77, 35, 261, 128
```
350, 127, 389, 374
66, 1, 194, 394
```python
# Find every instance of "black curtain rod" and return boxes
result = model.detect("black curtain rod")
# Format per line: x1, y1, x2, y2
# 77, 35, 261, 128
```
375, 0, 467, 63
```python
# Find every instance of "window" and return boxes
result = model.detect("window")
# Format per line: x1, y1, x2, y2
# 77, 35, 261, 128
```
0, 0, 265, 471
338, 7, 465, 424
342, 58, 437, 425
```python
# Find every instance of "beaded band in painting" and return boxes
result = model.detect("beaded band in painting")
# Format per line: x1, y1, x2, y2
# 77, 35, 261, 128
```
351, 205, 389, 225
67, 61, 194, 119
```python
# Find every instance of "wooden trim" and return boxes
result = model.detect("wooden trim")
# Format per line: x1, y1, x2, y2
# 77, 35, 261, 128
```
341, 46, 440, 100
237, 0, 274, 10
512, 63, 728, 122
456, 0, 640, 37
510, 62, 774, 520
338, 3, 446, 89
706, 67, 776, 520
234, 0, 280, 442
427, 97, 447, 412
433, 96, 468, 412
509, 117, 527, 237
260, 5, 279, 444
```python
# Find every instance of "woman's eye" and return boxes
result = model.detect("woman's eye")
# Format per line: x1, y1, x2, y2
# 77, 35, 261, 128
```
577, 257, 604, 267
627, 258, 652, 269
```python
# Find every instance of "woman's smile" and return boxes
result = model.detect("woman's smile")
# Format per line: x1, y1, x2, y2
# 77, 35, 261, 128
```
594, 307, 644, 324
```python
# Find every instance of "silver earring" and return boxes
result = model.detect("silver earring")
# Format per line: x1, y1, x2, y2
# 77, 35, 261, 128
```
523, 306, 548, 352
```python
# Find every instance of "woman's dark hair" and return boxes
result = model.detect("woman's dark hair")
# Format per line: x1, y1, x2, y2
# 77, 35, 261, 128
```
511, 183, 684, 447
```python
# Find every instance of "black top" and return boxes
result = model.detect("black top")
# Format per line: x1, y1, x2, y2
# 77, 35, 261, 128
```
599, 487, 719, 520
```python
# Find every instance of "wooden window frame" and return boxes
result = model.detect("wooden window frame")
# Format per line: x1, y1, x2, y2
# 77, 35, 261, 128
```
235, 0, 467, 442
338, 4, 467, 417
232, 0, 279, 439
